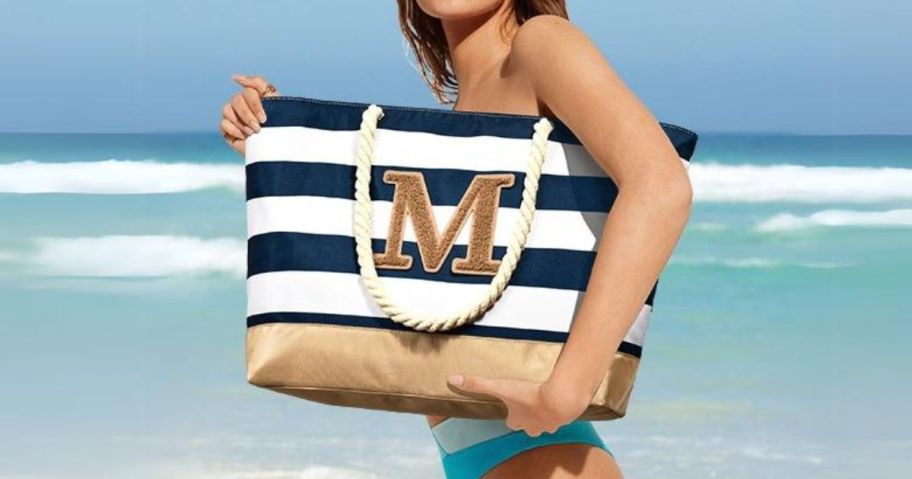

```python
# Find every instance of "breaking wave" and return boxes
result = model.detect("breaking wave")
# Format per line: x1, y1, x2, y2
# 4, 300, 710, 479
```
756, 209, 912, 232
3, 161, 911, 204
25, 235, 245, 277
670, 256, 847, 269
689, 163, 912, 203
0, 160, 243, 194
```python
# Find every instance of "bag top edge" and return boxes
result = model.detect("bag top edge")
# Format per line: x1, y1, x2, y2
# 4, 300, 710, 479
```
263, 96, 699, 160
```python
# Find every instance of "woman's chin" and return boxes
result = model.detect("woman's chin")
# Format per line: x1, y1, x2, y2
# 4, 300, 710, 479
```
416, 0, 504, 21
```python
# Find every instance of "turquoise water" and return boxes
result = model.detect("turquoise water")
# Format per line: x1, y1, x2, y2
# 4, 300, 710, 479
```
1, 133, 910, 478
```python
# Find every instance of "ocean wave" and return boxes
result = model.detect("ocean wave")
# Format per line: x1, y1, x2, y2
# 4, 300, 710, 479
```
0, 160, 243, 194
25, 235, 245, 277
690, 163, 912, 203
688, 222, 728, 232
756, 209, 912, 232
142, 465, 383, 479
286, 467, 380, 479
670, 256, 846, 269
608, 434, 826, 467
2, 160, 910, 204
740, 446, 824, 464
189, 466, 381, 479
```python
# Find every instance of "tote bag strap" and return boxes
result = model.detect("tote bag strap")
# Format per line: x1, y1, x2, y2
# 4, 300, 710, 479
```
353, 105, 553, 332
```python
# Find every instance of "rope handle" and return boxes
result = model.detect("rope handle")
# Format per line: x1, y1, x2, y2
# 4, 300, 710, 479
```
353, 105, 553, 332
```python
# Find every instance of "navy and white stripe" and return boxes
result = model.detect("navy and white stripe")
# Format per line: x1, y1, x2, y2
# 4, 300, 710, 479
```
245, 97, 698, 356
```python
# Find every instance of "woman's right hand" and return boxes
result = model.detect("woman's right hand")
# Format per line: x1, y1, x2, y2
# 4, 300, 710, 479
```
221, 74, 279, 156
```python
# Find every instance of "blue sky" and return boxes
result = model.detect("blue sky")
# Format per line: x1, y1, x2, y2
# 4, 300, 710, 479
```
0, 0, 908, 134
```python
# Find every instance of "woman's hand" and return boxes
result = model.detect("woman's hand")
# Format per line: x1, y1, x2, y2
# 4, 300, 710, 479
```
447, 373, 591, 437
220, 74, 279, 156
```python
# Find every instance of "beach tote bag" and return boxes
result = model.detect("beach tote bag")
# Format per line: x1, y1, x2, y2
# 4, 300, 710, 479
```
245, 97, 698, 420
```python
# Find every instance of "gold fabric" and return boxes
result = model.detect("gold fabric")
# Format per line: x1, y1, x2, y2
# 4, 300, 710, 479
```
247, 322, 639, 420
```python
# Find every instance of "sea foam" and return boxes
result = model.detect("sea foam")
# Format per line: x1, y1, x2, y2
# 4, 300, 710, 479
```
756, 208, 912, 232
670, 256, 846, 269
3, 160, 912, 204
147, 465, 383, 479
27, 235, 245, 277
690, 163, 912, 203
0, 160, 243, 194
199, 466, 380, 479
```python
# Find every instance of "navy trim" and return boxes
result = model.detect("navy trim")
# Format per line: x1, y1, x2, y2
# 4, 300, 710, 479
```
618, 342, 643, 358
261, 97, 698, 160
246, 162, 618, 212
246, 311, 644, 358
248, 232, 656, 302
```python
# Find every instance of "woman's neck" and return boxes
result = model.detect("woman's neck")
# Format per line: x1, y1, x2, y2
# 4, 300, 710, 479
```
441, 4, 518, 103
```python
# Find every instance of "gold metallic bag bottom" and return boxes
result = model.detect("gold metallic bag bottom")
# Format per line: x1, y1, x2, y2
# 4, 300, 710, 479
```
246, 322, 639, 420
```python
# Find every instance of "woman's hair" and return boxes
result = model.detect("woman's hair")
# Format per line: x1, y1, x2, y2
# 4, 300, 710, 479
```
397, 0, 568, 103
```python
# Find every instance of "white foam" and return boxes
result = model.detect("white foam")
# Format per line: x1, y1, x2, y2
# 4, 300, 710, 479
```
4, 160, 910, 204
690, 163, 912, 203
27, 235, 245, 277
756, 209, 912, 232
689, 222, 728, 232
740, 446, 824, 464
0, 160, 243, 194
670, 256, 846, 269
295, 467, 381, 479
197, 466, 379, 479
149, 465, 382, 479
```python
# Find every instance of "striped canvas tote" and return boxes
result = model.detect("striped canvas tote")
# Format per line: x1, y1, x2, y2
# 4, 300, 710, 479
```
245, 97, 698, 420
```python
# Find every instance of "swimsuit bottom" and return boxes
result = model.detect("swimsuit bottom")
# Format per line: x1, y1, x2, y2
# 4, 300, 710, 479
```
431, 417, 610, 479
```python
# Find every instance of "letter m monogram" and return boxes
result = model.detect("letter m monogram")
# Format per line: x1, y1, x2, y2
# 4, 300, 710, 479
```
374, 171, 515, 276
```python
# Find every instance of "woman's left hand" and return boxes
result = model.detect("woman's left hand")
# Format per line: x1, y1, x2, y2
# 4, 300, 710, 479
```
447, 373, 590, 437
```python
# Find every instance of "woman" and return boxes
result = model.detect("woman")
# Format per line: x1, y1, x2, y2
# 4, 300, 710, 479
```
220, 1, 692, 477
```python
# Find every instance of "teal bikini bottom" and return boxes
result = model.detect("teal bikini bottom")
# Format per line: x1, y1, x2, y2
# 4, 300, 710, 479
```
431, 418, 610, 479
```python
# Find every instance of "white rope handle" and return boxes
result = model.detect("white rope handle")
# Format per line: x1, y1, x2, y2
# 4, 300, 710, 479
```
353, 104, 553, 332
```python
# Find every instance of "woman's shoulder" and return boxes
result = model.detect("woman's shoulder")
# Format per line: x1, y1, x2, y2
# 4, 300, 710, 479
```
512, 15, 589, 56
510, 15, 603, 77
514, 14, 576, 42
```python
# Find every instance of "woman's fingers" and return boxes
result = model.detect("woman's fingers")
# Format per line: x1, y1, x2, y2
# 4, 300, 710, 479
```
233, 74, 266, 90
231, 94, 260, 134
222, 102, 252, 137
242, 87, 268, 123
504, 416, 523, 431
448, 374, 514, 403
220, 114, 246, 156
222, 102, 240, 126
223, 132, 245, 156
448, 374, 570, 437
220, 118, 245, 140
230, 138, 245, 155
222, 75, 277, 156
233, 74, 278, 97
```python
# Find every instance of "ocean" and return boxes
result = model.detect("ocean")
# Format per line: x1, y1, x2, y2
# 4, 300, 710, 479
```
0, 132, 909, 478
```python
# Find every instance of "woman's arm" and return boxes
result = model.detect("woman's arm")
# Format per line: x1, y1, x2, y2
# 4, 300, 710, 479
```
448, 15, 693, 435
